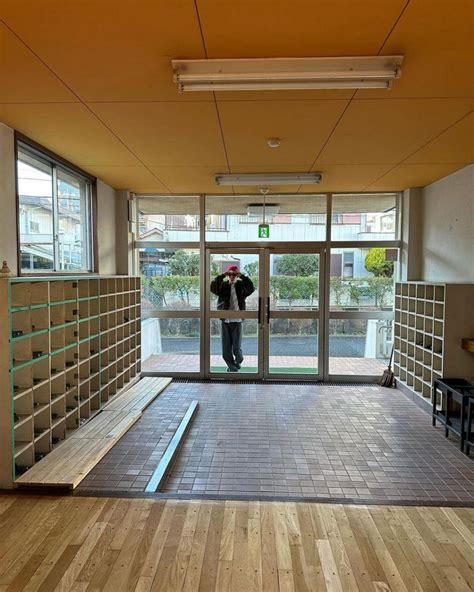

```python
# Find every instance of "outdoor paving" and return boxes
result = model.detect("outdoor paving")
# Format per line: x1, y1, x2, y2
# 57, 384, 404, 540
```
78, 382, 474, 504
142, 354, 386, 375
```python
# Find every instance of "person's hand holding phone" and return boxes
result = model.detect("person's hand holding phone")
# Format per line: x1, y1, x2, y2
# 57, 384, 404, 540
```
226, 271, 239, 283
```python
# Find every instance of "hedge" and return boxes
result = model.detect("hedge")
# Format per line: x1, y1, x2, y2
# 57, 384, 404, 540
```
142, 275, 393, 310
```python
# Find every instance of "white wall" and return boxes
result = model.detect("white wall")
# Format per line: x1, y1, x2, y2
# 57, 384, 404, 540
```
96, 179, 117, 274
420, 165, 474, 282
0, 124, 18, 275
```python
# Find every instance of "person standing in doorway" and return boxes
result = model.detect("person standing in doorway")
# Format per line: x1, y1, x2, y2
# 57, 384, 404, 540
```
210, 265, 255, 372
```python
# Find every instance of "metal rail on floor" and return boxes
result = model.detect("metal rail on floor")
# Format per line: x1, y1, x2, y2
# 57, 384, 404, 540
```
172, 378, 378, 386
145, 400, 199, 493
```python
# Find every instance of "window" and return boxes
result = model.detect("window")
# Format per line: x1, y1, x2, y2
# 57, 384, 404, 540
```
205, 194, 327, 242
342, 252, 354, 278
17, 141, 93, 273
331, 193, 398, 240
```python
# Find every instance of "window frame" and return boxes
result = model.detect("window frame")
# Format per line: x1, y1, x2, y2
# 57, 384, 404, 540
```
15, 134, 97, 276
133, 192, 401, 380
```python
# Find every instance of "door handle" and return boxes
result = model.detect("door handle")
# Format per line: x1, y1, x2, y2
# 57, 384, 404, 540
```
267, 296, 271, 323
258, 297, 262, 325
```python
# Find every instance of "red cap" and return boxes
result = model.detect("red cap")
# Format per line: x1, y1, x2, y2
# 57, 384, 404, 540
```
226, 265, 239, 273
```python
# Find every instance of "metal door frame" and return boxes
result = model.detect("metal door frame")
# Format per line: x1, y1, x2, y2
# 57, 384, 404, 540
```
205, 247, 266, 379
262, 245, 325, 381
204, 244, 326, 381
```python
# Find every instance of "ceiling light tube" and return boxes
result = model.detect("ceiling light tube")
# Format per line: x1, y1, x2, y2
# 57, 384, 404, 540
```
180, 80, 391, 92
215, 173, 322, 186
176, 69, 398, 83
172, 56, 403, 93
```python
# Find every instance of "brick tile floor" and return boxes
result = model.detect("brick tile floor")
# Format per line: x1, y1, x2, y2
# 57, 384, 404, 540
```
77, 382, 474, 504
142, 354, 386, 375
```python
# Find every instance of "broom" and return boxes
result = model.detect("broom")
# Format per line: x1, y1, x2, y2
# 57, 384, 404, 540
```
379, 345, 395, 387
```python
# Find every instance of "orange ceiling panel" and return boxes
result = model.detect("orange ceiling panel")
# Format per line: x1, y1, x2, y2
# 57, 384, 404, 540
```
0, 103, 140, 166
218, 100, 348, 167
406, 111, 474, 164
84, 166, 168, 193
0, 0, 210, 102
317, 98, 473, 165
149, 167, 230, 194
366, 163, 470, 191
355, 0, 474, 99
0, 0, 472, 193
313, 164, 395, 192
197, 0, 406, 58
89, 102, 228, 167
0, 22, 75, 103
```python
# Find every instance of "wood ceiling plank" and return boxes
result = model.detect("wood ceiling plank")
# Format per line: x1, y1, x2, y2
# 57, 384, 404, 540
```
0, 103, 141, 166
218, 100, 349, 167
317, 98, 473, 165
148, 167, 229, 193
355, 0, 474, 99
405, 112, 474, 164
365, 163, 470, 191
84, 166, 168, 193
1, 0, 209, 102
314, 164, 395, 192
197, 0, 406, 56
89, 102, 228, 167
0, 23, 76, 103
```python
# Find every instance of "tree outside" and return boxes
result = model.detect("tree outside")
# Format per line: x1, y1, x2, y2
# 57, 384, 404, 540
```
276, 253, 319, 276
364, 248, 394, 278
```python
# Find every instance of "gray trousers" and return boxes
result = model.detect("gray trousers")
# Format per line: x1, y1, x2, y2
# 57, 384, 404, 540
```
221, 321, 243, 370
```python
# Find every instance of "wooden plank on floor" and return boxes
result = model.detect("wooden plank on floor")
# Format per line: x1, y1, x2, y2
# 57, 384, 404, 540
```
145, 400, 199, 493
15, 377, 171, 489
105, 377, 171, 412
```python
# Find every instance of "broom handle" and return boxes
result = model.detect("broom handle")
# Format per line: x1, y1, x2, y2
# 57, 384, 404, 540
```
388, 344, 394, 370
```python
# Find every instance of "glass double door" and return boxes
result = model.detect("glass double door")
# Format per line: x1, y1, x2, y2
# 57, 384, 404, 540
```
206, 247, 324, 379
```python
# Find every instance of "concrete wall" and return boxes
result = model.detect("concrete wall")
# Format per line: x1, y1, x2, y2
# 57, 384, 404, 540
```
0, 124, 18, 275
400, 187, 422, 281
96, 179, 117, 274
420, 165, 474, 282
115, 190, 134, 275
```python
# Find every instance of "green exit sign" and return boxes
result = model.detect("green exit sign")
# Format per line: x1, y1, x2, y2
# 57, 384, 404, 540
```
258, 224, 270, 239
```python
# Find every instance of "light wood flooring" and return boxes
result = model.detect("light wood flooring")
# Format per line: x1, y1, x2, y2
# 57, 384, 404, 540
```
0, 495, 472, 591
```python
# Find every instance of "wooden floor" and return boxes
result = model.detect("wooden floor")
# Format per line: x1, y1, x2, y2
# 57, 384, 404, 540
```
0, 495, 472, 591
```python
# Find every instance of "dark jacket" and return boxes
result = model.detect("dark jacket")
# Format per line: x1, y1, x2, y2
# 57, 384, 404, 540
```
210, 274, 255, 311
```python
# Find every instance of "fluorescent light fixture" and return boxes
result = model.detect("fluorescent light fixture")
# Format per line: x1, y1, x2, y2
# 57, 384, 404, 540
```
247, 204, 280, 216
215, 173, 322, 186
172, 56, 403, 92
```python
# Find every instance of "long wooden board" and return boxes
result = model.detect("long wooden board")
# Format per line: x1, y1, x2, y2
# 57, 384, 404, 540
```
104, 377, 172, 412
15, 377, 172, 489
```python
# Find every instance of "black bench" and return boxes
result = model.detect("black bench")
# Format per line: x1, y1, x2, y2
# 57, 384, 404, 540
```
432, 377, 474, 454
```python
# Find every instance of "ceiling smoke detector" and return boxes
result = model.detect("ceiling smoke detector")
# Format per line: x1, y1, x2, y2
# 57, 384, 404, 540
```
267, 138, 281, 149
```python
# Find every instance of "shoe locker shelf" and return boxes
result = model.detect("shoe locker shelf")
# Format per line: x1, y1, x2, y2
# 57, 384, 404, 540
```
0, 275, 142, 488
393, 281, 474, 406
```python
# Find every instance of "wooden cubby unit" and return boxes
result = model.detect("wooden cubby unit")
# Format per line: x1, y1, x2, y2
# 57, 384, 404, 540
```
0, 275, 142, 487
393, 282, 474, 405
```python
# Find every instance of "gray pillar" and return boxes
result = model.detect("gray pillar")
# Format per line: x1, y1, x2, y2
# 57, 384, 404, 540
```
400, 187, 422, 281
